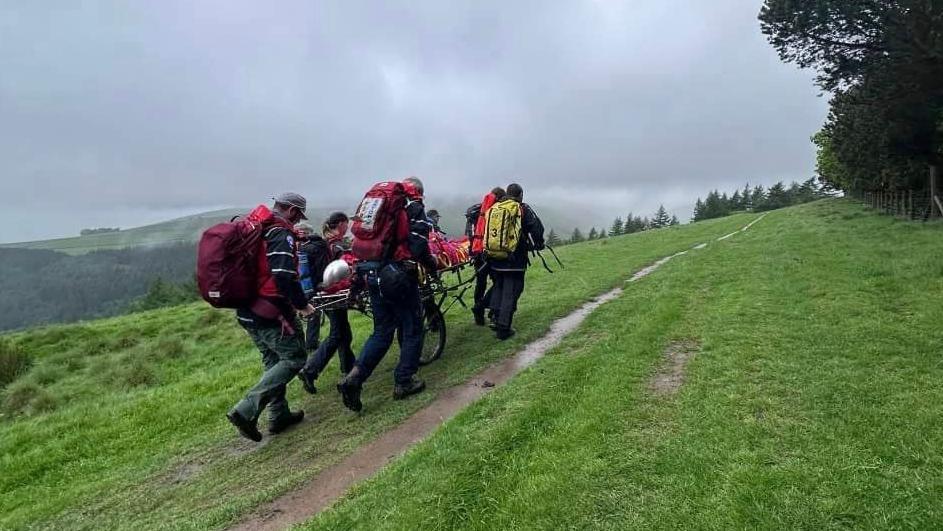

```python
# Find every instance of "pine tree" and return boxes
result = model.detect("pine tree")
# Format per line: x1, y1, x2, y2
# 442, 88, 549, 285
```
546, 229, 561, 247
692, 198, 706, 221
640, 216, 651, 231
720, 192, 731, 216
570, 227, 585, 243
609, 217, 624, 237
703, 190, 722, 219
651, 205, 671, 228
670, 215, 680, 226
765, 181, 790, 210
751, 185, 767, 211
588, 227, 598, 240
731, 189, 743, 211
741, 183, 753, 211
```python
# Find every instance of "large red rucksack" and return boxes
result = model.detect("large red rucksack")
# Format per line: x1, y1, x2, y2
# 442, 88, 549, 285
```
350, 181, 408, 261
197, 205, 277, 308
472, 191, 500, 255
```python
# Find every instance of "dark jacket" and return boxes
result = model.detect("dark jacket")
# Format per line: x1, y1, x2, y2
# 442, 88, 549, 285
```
490, 202, 545, 272
237, 222, 308, 327
405, 198, 439, 273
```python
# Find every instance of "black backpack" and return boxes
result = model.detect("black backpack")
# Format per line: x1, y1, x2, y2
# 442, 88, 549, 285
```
299, 235, 332, 291
464, 203, 482, 239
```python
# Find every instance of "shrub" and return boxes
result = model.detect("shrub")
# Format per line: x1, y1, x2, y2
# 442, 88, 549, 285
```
3, 381, 41, 415
153, 337, 186, 360
0, 341, 32, 388
30, 364, 58, 385
111, 362, 158, 389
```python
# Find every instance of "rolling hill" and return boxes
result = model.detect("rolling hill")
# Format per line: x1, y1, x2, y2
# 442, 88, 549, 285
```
0, 196, 608, 255
3, 199, 941, 529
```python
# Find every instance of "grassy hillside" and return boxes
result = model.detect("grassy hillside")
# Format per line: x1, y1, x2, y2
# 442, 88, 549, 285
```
0, 212, 751, 530
0, 208, 247, 255
308, 199, 943, 529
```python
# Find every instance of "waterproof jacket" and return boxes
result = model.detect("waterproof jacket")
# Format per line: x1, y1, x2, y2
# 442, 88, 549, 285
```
489, 202, 545, 272
402, 197, 438, 273
237, 216, 308, 327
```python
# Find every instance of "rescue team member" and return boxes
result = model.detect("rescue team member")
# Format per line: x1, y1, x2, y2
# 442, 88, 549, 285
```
488, 183, 545, 340
426, 209, 443, 234
336, 177, 439, 412
295, 222, 324, 352
299, 212, 355, 394
470, 187, 506, 326
226, 193, 318, 442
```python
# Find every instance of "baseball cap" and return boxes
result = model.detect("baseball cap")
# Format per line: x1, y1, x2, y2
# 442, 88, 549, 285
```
274, 192, 308, 219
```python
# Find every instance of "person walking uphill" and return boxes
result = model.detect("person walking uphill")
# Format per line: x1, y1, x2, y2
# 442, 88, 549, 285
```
226, 193, 318, 442
295, 222, 326, 353
486, 183, 544, 340
468, 187, 505, 326
299, 212, 356, 394
337, 177, 439, 412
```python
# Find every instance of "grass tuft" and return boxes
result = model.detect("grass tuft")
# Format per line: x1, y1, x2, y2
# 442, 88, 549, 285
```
0, 341, 32, 388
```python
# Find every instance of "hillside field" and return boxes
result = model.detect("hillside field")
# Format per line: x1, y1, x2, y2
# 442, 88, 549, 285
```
2, 199, 941, 529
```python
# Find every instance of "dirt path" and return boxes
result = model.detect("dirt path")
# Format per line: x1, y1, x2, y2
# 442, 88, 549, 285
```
230, 215, 766, 531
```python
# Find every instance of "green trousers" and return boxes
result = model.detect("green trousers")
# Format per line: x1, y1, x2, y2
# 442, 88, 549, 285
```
232, 318, 306, 424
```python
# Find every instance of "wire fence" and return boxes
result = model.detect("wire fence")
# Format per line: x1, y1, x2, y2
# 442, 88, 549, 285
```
848, 189, 942, 221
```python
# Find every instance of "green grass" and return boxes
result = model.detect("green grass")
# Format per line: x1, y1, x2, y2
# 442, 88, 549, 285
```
304, 199, 943, 529
0, 212, 751, 530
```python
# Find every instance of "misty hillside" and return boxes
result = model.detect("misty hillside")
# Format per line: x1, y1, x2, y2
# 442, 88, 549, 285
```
0, 196, 608, 255
0, 245, 196, 332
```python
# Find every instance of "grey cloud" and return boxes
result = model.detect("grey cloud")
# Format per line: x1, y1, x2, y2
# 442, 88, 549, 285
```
0, 0, 826, 242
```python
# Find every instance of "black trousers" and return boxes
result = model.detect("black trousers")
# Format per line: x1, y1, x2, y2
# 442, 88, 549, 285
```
304, 310, 323, 351
489, 270, 526, 330
472, 255, 493, 314
301, 309, 355, 378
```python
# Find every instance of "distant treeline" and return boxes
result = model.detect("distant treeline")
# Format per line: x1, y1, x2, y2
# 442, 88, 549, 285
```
547, 204, 681, 247
691, 178, 830, 222
0, 244, 197, 332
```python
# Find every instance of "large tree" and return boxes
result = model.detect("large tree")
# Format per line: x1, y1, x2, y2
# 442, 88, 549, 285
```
760, 0, 943, 198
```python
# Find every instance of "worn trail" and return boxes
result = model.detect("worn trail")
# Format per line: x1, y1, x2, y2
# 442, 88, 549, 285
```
230, 216, 766, 531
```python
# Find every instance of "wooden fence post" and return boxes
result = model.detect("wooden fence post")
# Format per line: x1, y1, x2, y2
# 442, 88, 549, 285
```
932, 165, 942, 218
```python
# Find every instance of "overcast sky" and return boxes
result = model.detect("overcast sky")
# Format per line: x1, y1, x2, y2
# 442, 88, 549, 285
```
0, 0, 827, 243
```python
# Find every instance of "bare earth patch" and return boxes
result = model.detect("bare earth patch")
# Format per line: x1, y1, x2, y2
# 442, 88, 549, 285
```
649, 340, 701, 396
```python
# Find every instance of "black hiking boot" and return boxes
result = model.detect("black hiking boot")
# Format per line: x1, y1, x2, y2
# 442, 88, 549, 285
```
337, 367, 363, 412
495, 328, 517, 341
472, 309, 485, 326
298, 370, 318, 395
393, 376, 426, 400
226, 411, 262, 442
268, 410, 305, 435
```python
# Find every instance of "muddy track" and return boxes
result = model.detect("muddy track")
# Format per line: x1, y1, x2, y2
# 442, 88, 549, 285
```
229, 215, 766, 531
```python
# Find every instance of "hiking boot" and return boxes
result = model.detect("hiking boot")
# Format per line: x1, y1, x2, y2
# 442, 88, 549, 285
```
472, 309, 485, 326
298, 370, 318, 395
337, 367, 363, 412
226, 411, 262, 442
495, 328, 517, 341
268, 410, 305, 435
393, 376, 426, 400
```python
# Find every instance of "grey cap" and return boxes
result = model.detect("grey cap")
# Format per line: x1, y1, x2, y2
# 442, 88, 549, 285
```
295, 222, 315, 235
273, 192, 308, 219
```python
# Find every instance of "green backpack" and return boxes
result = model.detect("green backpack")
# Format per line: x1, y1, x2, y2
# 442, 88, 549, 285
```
484, 199, 522, 260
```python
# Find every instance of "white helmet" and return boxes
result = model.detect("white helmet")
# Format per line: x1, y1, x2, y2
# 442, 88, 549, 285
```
321, 259, 352, 289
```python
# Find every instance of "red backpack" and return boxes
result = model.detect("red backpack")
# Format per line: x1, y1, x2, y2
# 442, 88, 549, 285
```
351, 181, 408, 261
197, 205, 280, 309
472, 191, 500, 255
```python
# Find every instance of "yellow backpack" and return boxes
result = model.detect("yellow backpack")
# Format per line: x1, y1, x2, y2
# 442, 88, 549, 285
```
484, 199, 522, 260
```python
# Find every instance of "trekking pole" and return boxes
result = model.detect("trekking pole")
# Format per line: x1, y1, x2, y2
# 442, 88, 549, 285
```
545, 245, 565, 269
